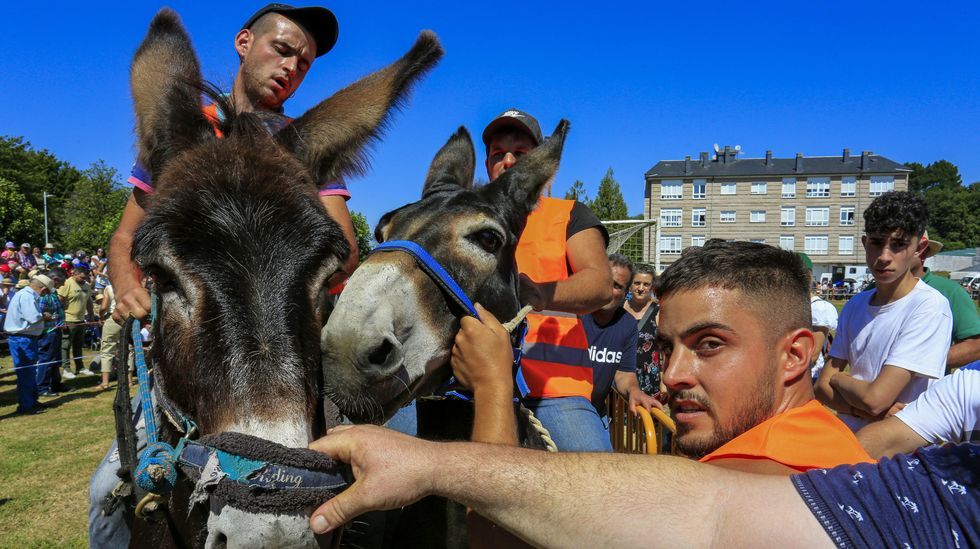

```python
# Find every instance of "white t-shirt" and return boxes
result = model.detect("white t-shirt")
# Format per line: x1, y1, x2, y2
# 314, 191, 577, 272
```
895, 366, 980, 444
829, 279, 952, 431
810, 295, 839, 378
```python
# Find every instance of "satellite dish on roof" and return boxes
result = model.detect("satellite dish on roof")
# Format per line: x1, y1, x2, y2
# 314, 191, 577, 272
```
735, 145, 742, 152
713, 143, 720, 153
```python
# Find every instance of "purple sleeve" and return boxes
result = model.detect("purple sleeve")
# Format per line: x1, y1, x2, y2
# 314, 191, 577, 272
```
318, 178, 351, 200
126, 160, 154, 194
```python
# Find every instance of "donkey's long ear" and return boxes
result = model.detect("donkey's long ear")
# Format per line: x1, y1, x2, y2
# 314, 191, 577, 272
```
487, 120, 570, 221
278, 31, 443, 184
130, 9, 213, 183
421, 126, 475, 198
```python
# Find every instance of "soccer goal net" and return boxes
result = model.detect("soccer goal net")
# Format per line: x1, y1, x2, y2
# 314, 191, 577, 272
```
601, 219, 659, 269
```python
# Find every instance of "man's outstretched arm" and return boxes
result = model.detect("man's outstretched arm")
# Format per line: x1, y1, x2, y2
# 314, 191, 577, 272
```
308, 425, 831, 548
109, 192, 152, 321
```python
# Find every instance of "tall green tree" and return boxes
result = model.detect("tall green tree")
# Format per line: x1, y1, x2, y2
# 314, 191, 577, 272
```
589, 167, 629, 221
60, 161, 128, 253
0, 177, 43, 244
0, 136, 83, 244
350, 211, 374, 263
905, 160, 962, 194
905, 159, 978, 249
563, 180, 590, 203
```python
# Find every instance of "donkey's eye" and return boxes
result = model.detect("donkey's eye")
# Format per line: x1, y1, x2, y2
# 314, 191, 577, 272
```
471, 230, 503, 254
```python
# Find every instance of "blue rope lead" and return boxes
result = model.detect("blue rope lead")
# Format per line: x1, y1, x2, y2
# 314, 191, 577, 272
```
132, 315, 179, 494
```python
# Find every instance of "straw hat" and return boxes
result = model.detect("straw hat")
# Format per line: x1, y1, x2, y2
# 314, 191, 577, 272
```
922, 230, 944, 259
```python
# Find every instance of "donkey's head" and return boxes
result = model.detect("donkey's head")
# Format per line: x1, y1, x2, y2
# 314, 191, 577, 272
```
128, 9, 441, 546
322, 122, 569, 423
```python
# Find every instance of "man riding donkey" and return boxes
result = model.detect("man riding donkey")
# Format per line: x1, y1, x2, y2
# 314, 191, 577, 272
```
91, 5, 352, 547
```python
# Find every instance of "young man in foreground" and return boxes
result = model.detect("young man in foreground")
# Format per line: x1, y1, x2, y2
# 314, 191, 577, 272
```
816, 191, 952, 431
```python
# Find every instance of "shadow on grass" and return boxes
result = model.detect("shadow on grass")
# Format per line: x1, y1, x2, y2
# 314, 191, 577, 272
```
0, 369, 113, 418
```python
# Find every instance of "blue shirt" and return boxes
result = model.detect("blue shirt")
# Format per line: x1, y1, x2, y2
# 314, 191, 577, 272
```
792, 443, 979, 548
583, 308, 638, 410
39, 292, 64, 333
3, 286, 44, 336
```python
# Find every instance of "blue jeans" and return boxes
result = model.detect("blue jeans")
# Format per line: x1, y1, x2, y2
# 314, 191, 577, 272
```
9, 335, 40, 412
385, 399, 418, 437
523, 396, 613, 452
36, 330, 62, 393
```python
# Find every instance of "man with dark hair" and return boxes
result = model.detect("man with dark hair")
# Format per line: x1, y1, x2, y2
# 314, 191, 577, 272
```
568, 254, 661, 451
109, 3, 357, 324
656, 241, 872, 472
816, 191, 952, 432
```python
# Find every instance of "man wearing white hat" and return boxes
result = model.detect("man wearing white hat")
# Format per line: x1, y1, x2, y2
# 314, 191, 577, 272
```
3, 274, 54, 414
913, 231, 980, 371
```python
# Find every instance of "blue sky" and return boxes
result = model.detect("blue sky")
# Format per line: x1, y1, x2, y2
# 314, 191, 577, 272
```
2, 1, 977, 226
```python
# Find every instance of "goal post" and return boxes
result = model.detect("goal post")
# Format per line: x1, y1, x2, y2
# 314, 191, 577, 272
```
601, 219, 661, 272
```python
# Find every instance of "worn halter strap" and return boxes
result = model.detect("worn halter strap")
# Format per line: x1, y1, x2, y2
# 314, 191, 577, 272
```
120, 292, 351, 511
370, 240, 481, 319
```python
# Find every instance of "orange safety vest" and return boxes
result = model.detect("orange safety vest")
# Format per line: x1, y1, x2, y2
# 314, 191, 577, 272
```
700, 400, 875, 472
202, 104, 224, 137
515, 197, 593, 399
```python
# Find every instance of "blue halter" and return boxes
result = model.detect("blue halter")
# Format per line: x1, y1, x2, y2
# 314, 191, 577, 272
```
370, 240, 481, 319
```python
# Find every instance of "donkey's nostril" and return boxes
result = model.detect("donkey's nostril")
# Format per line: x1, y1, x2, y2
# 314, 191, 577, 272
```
367, 338, 396, 367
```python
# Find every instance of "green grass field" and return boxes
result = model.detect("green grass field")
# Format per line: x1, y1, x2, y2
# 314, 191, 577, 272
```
0, 355, 117, 548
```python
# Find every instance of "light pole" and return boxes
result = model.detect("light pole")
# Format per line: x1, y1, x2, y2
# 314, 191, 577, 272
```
43, 191, 49, 245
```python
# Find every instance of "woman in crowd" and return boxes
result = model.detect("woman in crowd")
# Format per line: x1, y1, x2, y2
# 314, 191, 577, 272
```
623, 263, 663, 398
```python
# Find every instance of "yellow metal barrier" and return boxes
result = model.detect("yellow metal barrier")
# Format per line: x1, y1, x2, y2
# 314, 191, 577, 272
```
607, 392, 676, 455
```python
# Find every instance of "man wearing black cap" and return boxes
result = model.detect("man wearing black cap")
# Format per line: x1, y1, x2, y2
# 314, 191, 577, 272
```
109, 4, 357, 325
456, 109, 612, 451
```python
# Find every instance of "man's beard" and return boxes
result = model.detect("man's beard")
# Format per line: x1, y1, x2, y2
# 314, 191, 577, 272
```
671, 360, 778, 459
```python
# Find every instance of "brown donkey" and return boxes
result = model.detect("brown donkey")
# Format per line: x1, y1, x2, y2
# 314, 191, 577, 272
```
125, 9, 441, 547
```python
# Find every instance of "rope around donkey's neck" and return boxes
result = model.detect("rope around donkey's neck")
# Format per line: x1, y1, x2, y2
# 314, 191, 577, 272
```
502, 304, 557, 453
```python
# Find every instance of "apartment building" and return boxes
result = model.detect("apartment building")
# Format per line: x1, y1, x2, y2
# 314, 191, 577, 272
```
643, 147, 910, 274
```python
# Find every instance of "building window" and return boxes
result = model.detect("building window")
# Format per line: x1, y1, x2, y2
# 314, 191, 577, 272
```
841, 176, 856, 197
870, 175, 894, 197
751, 182, 767, 195
660, 208, 682, 228
805, 207, 830, 226
692, 208, 706, 227
780, 207, 796, 227
692, 179, 706, 199
660, 235, 682, 255
691, 235, 706, 247
782, 178, 796, 198
720, 182, 737, 195
806, 177, 830, 198
840, 206, 855, 226
661, 180, 683, 200
720, 210, 736, 223
805, 235, 829, 255
750, 210, 766, 223
839, 235, 854, 255
779, 235, 795, 251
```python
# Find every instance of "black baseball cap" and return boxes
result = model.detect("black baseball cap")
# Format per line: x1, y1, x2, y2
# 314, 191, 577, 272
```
241, 4, 339, 58
481, 108, 544, 148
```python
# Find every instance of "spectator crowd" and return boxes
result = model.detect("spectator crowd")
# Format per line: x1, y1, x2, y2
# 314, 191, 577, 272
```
1, 241, 124, 414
